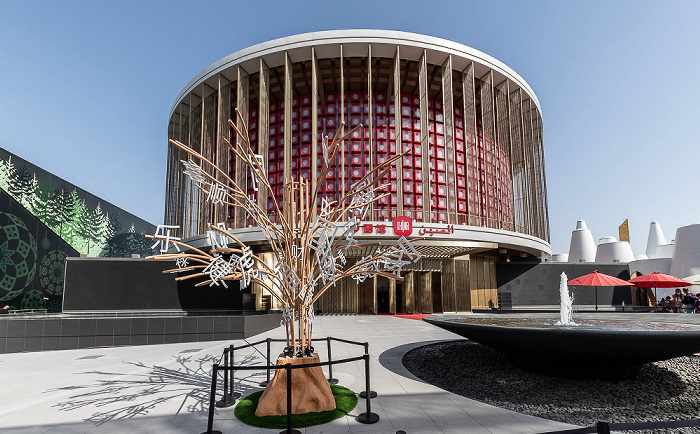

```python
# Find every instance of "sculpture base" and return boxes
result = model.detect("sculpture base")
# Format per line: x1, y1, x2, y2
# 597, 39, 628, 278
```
255, 353, 336, 417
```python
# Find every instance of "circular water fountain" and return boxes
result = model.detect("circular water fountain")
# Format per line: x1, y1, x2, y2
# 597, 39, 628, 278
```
424, 275, 700, 380
424, 315, 700, 380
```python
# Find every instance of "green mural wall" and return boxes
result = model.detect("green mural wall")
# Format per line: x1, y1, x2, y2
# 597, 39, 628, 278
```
0, 147, 157, 312
0, 148, 156, 258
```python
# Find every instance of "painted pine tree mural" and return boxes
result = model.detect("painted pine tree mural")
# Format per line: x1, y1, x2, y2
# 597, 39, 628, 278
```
0, 155, 15, 192
65, 189, 85, 247
52, 187, 74, 240
0, 150, 156, 258
77, 202, 107, 255
0, 147, 157, 312
32, 177, 55, 226
9, 164, 37, 208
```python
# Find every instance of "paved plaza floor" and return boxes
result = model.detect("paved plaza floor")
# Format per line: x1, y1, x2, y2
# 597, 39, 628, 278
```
3, 312, 696, 433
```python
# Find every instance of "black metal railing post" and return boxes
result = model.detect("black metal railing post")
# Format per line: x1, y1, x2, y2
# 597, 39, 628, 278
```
358, 342, 377, 399
596, 419, 611, 434
229, 344, 241, 400
357, 343, 379, 424
201, 363, 223, 434
260, 337, 271, 387
327, 336, 338, 384
215, 348, 235, 408
279, 363, 301, 434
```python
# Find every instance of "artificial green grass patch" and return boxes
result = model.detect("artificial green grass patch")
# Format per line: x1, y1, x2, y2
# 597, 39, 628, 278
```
234, 383, 358, 429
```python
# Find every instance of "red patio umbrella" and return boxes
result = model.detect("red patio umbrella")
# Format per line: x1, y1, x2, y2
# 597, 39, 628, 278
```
567, 270, 633, 312
628, 272, 692, 311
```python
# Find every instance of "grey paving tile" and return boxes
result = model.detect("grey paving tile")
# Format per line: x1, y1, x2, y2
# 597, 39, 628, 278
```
485, 421, 539, 434
441, 423, 491, 434
419, 397, 479, 427
0, 425, 53, 434
380, 398, 433, 429
303, 415, 351, 433
0, 315, 580, 434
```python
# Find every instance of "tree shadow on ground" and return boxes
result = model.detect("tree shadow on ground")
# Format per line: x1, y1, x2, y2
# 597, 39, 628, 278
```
49, 350, 265, 426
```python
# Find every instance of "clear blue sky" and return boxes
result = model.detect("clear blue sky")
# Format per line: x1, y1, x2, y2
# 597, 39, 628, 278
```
1, 0, 698, 255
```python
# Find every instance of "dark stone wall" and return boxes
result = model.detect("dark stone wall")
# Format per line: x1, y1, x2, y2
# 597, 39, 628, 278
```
0, 312, 282, 354
63, 257, 254, 312
497, 262, 632, 309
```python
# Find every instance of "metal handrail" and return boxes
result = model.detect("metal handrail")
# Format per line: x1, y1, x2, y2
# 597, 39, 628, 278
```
204, 336, 379, 433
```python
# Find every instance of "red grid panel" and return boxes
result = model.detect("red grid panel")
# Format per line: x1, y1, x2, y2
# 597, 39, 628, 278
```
256, 90, 513, 228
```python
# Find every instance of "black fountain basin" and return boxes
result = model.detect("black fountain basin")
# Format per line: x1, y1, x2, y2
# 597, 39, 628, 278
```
423, 316, 700, 380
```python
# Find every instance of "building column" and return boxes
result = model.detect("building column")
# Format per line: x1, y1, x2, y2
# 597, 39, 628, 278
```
509, 88, 524, 233
455, 257, 471, 312
404, 271, 415, 314
235, 66, 250, 229
200, 83, 207, 235
389, 278, 396, 314
258, 60, 270, 215
462, 63, 477, 226
216, 74, 231, 224
441, 258, 457, 312
367, 44, 374, 220
311, 48, 319, 220
372, 274, 378, 314
185, 93, 194, 238
442, 55, 456, 224
534, 112, 549, 241
480, 70, 495, 229
393, 46, 403, 217
522, 98, 535, 237
419, 49, 430, 222
420, 271, 433, 313
340, 45, 346, 200
495, 80, 511, 229
283, 53, 293, 221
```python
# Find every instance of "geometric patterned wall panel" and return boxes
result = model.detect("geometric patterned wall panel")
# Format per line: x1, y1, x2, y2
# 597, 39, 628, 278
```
0, 188, 78, 312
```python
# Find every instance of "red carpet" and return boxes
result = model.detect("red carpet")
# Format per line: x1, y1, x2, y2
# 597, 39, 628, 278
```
379, 313, 436, 321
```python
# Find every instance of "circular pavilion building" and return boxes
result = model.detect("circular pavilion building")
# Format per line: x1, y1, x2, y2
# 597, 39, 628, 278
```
165, 30, 550, 314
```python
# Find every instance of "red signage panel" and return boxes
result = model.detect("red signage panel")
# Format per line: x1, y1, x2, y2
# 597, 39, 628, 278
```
393, 216, 412, 236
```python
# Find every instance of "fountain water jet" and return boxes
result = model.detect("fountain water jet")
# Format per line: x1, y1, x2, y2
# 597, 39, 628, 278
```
556, 272, 576, 326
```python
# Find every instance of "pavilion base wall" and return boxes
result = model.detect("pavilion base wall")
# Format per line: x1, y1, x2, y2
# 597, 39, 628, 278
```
496, 262, 633, 310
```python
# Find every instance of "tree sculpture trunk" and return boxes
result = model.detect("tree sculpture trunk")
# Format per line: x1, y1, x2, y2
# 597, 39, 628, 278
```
255, 353, 336, 416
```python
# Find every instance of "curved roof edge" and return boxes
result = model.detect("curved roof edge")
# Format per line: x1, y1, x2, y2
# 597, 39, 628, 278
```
170, 29, 541, 118
181, 223, 552, 258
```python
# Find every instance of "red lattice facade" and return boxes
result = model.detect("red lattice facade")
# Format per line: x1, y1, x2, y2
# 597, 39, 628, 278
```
227, 91, 513, 228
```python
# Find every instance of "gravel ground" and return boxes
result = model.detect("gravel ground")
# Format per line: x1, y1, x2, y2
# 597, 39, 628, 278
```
403, 340, 700, 434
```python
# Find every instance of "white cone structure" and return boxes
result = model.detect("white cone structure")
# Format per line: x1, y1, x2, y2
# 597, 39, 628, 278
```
568, 220, 596, 263
670, 223, 700, 278
595, 236, 635, 263
646, 221, 667, 259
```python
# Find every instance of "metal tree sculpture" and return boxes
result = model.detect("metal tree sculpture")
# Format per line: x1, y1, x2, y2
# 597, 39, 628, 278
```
148, 109, 421, 358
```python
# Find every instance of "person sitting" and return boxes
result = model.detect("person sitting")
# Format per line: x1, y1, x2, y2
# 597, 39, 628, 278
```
0, 305, 9, 314
661, 296, 673, 313
672, 289, 684, 313
682, 289, 696, 313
